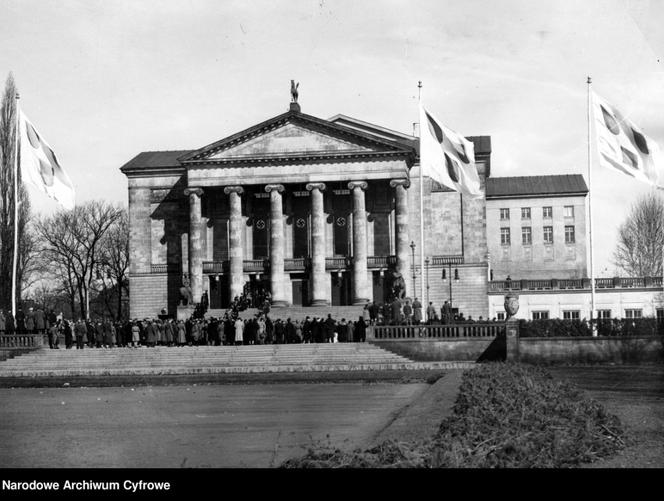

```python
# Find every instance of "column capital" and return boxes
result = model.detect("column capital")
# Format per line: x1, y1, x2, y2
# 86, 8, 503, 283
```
390, 178, 411, 189
348, 181, 368, 191
223, 186, 244, 195
184, 187, 204, 197
305, 182, 326, 192
265, 184, 285, 194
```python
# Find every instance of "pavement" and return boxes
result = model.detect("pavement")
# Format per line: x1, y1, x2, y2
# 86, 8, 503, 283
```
0, 374, 465, 468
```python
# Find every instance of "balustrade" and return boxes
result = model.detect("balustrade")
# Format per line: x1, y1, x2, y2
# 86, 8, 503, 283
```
370, 323, 505, 340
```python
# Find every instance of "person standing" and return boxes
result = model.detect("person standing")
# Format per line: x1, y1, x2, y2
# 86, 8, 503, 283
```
412, 297, 423, 325
15, 308, 26, 334
324, 314, 336, 343
0, 310, 6, 336
403, 299, 413, 326
74, 319, 86, 349
234, 317, 244, 346
427, 302, 437, 324
25, 308, 35, 334
356, 317, 367, 342
132, 321, 141, 348
34, 308, 46, 337
64, 320, 73, 349
442, 300, 452, 325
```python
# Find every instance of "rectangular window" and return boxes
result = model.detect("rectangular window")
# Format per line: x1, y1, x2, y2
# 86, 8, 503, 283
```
564, 205, 574, 218
597, 309, 611, 319
657, 309, 664, 321
496, 312, 506, 321
500, 227, 511, 245
563, 310, 580, 320
532, 311, 549, 320
543, 226, 553, 244
521, 227, 532, 245
500, 208, 510, 221
521, 207, 531, 220
625, 309, 642, 319
565, 225, 575, 244
543, 206, 552, 218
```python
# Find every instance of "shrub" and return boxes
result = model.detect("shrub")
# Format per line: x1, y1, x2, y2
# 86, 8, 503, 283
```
518, 317, 662, 337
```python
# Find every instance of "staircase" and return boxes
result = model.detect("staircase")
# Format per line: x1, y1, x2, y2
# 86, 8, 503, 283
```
206, 305, 365, 322
0, 344, 470, 378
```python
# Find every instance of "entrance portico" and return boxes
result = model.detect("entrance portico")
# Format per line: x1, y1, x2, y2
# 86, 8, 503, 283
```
177, 106, 415, 308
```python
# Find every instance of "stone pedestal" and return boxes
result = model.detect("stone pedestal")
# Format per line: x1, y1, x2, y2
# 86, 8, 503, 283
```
349, 181, 369, 305
266, 184, 288, 307
307, 182, 328, 306
177, 305, 195, 321
224, 186, 245, 301
505, 317, 520, 362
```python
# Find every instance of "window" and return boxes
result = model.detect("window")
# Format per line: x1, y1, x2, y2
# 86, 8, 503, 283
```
521, 207, 531, 219
521, 227, 532, 245
625, 309, 642, 319
657, 309, 664, 321
597, 309, 611, 319
564, 205, 574, 218
543, 226, 553, 244
500, 227, 511, 245
496, 312, 506, 321
565, 225, 575, 244
543, 206, 552, 218
532, 311, 549, 320
500, 208, 510, 221
563, 310, 580, 320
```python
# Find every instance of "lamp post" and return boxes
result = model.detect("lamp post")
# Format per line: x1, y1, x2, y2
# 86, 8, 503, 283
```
410, 241, 416, 298
425, 257, 430, 305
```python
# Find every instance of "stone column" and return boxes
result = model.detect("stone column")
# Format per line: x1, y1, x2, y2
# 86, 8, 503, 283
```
184, 187, 204, 304
224, 186, 244, 301
390, 178, 411, 297
348, 181, 369, 305
265, 184, 288, 307
306, 182, 328, 306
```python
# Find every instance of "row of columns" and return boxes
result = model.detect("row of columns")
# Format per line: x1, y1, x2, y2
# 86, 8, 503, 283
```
186, 179, 411, 306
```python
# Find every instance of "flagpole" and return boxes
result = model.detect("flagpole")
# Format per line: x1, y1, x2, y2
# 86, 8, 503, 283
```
11, 92, 20, 318
587, 76, 597, 335
418, 81, 425, 304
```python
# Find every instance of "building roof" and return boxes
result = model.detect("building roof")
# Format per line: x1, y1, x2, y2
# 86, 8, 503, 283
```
120, 150, 191, 173
486, 174, 588, 198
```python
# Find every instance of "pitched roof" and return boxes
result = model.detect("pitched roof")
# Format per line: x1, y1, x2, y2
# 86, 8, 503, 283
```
486, 174, 588, 198
120, 150, 191, 173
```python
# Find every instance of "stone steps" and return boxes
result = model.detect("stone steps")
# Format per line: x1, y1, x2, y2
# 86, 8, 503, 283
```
0, 343, 472, 377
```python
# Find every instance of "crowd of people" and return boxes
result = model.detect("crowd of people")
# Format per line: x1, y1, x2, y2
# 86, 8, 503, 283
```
0, 295, 498, 350
362, 298, 495, 325
0, 306, 369, 349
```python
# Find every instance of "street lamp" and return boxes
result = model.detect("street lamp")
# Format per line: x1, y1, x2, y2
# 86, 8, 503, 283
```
425, 257, 430, 305
410, 241, 416, 298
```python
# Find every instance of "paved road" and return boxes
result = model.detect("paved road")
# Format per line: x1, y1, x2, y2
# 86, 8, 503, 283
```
0, 382, 428, 468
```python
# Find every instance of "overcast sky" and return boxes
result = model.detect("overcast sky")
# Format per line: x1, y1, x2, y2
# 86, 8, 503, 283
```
2, 0, 663, 276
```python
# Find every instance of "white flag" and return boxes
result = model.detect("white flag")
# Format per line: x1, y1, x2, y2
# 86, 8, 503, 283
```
591, 90, 663, 186
418, 102, 482, 198
19, 111, 75, 210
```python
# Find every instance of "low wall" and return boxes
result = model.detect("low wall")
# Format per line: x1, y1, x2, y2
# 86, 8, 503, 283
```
514, 335, 664, 365
369, 337, 503, 362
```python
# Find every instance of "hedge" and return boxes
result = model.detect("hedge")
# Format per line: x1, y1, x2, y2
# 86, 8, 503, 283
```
518, 317, 664, 337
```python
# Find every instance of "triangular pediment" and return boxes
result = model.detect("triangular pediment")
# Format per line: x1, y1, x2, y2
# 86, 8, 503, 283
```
179, 111, 414, 164
208, 122, 374, 159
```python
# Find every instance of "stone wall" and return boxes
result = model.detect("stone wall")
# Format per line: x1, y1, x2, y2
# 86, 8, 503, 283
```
370, 337, 501, 362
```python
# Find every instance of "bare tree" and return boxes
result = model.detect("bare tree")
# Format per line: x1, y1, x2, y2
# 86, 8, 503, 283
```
94, 208, 129, 320
0, 73, 30, 311
36, 200, 123, 319
613, 192, 664, 277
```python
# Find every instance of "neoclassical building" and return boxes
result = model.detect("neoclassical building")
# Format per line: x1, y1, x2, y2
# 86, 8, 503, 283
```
121, 100, 492, 319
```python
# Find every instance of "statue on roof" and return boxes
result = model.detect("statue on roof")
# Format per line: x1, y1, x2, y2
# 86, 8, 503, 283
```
290, 80, 299, 103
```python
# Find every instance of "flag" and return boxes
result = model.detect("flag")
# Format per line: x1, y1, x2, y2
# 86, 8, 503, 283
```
418, 102, 482, 198
18, 110, 75, 209
591, 90, 663, 186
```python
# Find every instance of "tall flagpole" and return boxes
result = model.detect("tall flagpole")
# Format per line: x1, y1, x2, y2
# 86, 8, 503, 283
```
587, 76, 597, 334
418, 81, 425, 304
11, 92, 20, 318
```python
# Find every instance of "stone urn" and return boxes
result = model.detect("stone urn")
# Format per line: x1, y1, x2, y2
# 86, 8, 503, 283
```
504, 292, 519, 320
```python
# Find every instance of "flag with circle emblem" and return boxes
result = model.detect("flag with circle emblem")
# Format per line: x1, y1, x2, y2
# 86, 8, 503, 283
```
591, 90, 663, 186
418, 102, 482, 198
18, 110, 75, 210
